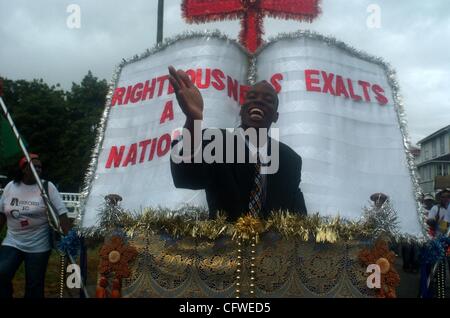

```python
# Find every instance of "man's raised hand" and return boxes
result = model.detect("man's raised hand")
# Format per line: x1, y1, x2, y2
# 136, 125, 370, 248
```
168, 66, 204, 121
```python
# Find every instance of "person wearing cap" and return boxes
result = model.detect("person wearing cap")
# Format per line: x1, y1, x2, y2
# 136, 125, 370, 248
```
422, 193, 435, 217
0, 154, 71, 298
370, 192, 388, 209
426, 189, 450, 237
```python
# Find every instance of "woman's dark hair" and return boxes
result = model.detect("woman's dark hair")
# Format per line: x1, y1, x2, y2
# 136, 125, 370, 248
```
13, 167, 24, 184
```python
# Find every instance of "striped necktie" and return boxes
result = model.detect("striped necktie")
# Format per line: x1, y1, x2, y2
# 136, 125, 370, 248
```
248, 161, 263, 217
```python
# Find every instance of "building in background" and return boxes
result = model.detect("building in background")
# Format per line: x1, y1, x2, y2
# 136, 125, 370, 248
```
416, 125, 450, 194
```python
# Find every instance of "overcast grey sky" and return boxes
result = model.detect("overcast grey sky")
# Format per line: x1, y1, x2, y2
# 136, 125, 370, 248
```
0, 0, 449, 145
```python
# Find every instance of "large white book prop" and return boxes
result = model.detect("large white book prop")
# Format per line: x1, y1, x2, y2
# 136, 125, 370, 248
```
80, 32, 424, 237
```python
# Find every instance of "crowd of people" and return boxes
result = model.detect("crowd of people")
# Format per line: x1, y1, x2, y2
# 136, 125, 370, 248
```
400, 189, 450, 274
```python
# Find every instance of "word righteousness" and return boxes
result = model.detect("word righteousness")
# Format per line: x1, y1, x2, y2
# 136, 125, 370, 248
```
110, 68, 283, 107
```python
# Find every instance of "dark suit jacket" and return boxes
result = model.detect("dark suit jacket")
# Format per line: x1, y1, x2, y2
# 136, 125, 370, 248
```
170, 128, 307, 221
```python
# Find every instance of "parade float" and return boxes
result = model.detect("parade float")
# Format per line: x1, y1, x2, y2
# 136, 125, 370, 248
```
72, 0, 436, 298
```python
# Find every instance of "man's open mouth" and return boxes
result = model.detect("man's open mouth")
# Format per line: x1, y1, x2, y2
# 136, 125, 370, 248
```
248, 107, 265, 121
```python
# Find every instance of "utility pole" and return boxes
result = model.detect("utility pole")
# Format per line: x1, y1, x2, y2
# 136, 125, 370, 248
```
157, 0, 164, 44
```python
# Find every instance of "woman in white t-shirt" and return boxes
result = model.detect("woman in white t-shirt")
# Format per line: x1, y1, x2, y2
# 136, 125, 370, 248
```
0, 154, 70, 298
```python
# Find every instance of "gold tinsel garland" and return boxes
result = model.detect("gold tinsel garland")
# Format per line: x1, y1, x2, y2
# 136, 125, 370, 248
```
84, 207, 376, 243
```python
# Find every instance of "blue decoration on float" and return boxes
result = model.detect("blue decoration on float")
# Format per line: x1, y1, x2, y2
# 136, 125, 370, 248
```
421, 236, 450, 265
57, 229, 81, 257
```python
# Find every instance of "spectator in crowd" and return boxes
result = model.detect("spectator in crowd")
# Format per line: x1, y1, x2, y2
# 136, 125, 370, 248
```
370, 192, 388, 209
0, 154, 70, 298
422, 193, 435, 217
426, 189, 450, 237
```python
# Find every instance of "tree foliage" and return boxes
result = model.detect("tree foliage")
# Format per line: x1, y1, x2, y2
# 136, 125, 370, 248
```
0, 72, 108, 192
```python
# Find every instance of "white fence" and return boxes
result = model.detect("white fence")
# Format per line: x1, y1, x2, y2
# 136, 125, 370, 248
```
0, 188, 81, 219
61, 192, 81, 219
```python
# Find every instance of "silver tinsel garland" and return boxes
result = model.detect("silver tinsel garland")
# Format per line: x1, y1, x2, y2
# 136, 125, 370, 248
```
362, 200, 400, 241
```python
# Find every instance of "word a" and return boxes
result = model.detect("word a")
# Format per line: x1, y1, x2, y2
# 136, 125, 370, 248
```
367, 4, 382, 29
66, 4, 81, 29
66, 264, 81, 289
366, 264, 381, 289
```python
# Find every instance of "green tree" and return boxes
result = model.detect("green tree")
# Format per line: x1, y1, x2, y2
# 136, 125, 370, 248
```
0, 72, 107, 192
0, 78, 68, 186
59, 71, 108, 191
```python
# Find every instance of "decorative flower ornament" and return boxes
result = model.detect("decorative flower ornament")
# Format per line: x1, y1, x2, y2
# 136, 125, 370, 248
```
96, 235, 138, 298
98, 235, 137, 279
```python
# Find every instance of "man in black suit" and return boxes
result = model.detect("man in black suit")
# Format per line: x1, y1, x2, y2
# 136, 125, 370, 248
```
168, 66, 307, 221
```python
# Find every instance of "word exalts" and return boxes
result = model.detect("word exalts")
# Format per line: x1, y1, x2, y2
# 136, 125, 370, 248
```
305, 69, 388, 105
